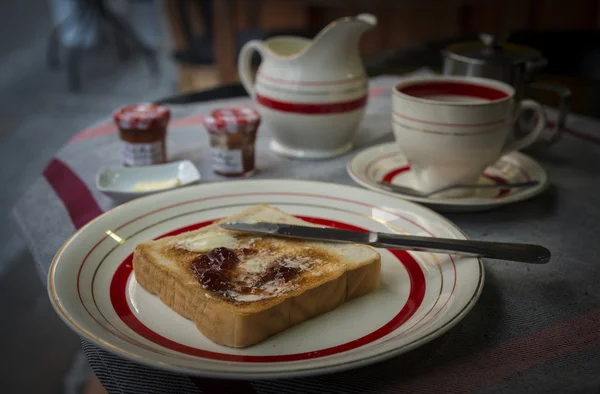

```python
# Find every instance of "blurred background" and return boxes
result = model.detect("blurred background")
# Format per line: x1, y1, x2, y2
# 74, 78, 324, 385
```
2, 0, 600, 393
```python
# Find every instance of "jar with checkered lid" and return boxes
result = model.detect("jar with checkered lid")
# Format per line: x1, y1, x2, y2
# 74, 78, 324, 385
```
113, 103, 171, 166
202, 107, 260, 177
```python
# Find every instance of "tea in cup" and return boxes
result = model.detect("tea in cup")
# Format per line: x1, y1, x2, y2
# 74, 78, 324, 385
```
392, 76, 546, 197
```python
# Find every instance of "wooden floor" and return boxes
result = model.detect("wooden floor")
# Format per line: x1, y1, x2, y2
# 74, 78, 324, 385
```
84, 375, 107, 394
177, 64, 221, 93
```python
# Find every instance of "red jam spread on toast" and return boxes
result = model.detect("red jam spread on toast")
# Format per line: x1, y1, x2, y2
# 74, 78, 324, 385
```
190, 246, 303, 299
193, 268, 231, 292
190, 247, 239, 291
259, 262, 301, 283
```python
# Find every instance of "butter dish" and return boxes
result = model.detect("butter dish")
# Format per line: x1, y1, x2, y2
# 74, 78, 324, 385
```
96, 160, 201, 202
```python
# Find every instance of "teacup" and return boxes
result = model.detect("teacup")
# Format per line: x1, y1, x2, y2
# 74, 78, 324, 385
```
392, 76, 546, 197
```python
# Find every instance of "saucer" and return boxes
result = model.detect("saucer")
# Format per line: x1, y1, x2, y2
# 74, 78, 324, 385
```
96, 160, 201, 202
347, 143, 549, 212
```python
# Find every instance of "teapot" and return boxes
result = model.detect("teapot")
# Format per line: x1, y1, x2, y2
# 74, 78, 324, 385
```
442, 33, 571, 147
238, 14, 377, 159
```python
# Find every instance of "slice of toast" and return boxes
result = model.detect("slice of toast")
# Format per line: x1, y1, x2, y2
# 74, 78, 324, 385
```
133, 204, 381, 348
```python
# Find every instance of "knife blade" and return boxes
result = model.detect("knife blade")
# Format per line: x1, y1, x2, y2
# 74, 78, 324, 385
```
220, 221, 551, 264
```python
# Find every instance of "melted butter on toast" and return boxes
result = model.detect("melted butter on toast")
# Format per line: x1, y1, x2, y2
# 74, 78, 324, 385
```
175, 231, 238, 252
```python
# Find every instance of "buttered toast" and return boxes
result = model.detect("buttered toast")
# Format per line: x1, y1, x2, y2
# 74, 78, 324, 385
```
133, 204, 381, 348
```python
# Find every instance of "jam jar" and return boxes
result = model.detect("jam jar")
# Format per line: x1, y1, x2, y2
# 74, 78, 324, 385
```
113, 103, 171, 166
202, 107, 260, 177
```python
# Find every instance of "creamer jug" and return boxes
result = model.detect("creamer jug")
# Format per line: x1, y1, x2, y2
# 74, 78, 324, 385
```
238, 14, 377, 159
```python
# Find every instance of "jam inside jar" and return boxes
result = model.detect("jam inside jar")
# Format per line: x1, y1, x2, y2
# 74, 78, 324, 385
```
202, 107, 260, 177
113, 103, 171, 167
208, 131, 257, 177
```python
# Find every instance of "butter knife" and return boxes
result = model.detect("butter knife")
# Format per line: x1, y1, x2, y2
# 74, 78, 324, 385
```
220, 222, 550, 264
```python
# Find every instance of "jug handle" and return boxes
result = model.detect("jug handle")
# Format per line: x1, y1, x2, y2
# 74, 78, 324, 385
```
238, 40, 266, 99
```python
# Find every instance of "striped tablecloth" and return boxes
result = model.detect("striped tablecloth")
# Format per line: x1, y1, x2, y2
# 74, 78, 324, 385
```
13, 73, 600, 394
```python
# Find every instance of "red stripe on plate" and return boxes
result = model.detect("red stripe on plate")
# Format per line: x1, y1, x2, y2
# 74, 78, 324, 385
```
484, 174, 509, 198
382, 166, 411, 183
72, 192, 454, 363
256, 94, 367, 114
398, 81, 508, 101
43, 158, 103, 229
110, 217, 426, 362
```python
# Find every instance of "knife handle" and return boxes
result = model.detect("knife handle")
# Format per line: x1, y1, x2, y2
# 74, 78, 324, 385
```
375, 233, 551, 264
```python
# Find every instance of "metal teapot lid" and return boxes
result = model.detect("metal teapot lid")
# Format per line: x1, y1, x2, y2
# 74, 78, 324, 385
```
444, 33, 543, 66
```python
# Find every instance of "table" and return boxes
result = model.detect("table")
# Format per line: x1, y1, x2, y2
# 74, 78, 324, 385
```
13, 71, 600, 393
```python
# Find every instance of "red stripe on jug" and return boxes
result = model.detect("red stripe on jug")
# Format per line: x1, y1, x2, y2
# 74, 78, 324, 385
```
256, 94, 367, 114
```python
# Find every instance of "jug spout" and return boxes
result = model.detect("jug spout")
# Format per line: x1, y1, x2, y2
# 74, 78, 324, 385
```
305, 13, 377, 68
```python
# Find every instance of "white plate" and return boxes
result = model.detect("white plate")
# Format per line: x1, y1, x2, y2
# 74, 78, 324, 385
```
96, 160, 201, 202
49, 180, 483, 379
347, 143, 549, 212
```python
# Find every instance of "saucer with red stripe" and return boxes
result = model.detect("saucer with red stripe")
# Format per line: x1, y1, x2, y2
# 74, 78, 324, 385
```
347, 143, 549, 212
49, 180, 483, 379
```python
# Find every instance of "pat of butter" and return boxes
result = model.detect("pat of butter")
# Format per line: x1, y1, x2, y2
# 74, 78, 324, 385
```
132, 178, 180, 192
240, 256, 271, 274
176, 232, 238, 252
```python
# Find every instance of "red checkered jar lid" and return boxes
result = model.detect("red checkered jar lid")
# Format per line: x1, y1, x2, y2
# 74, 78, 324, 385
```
113, 103, 171, 131
202, 107, 261, 134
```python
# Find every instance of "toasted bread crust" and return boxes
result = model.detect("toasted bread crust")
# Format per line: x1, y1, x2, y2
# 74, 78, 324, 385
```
132, 204, 381, 348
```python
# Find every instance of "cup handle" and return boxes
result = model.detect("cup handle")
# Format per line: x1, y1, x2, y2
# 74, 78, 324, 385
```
237, 40, 265, 99
501, 99, 547, 155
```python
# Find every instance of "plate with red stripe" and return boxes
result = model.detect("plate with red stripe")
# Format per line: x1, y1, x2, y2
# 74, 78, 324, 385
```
348, 143, 549, 212
48, 180, 483, 379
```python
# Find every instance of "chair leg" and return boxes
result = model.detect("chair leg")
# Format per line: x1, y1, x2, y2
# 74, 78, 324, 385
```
65, 4, 95, 92
66, 46, 82, 91
112, 24, 130, 61
47, 6, 83, 70
212, 0, 237, 84
47, 25, 62, 69
102, 8, 159, 76
90, 0, 128, 62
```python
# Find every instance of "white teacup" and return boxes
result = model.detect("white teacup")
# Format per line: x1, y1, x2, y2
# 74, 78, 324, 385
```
392, 76, 546, 197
